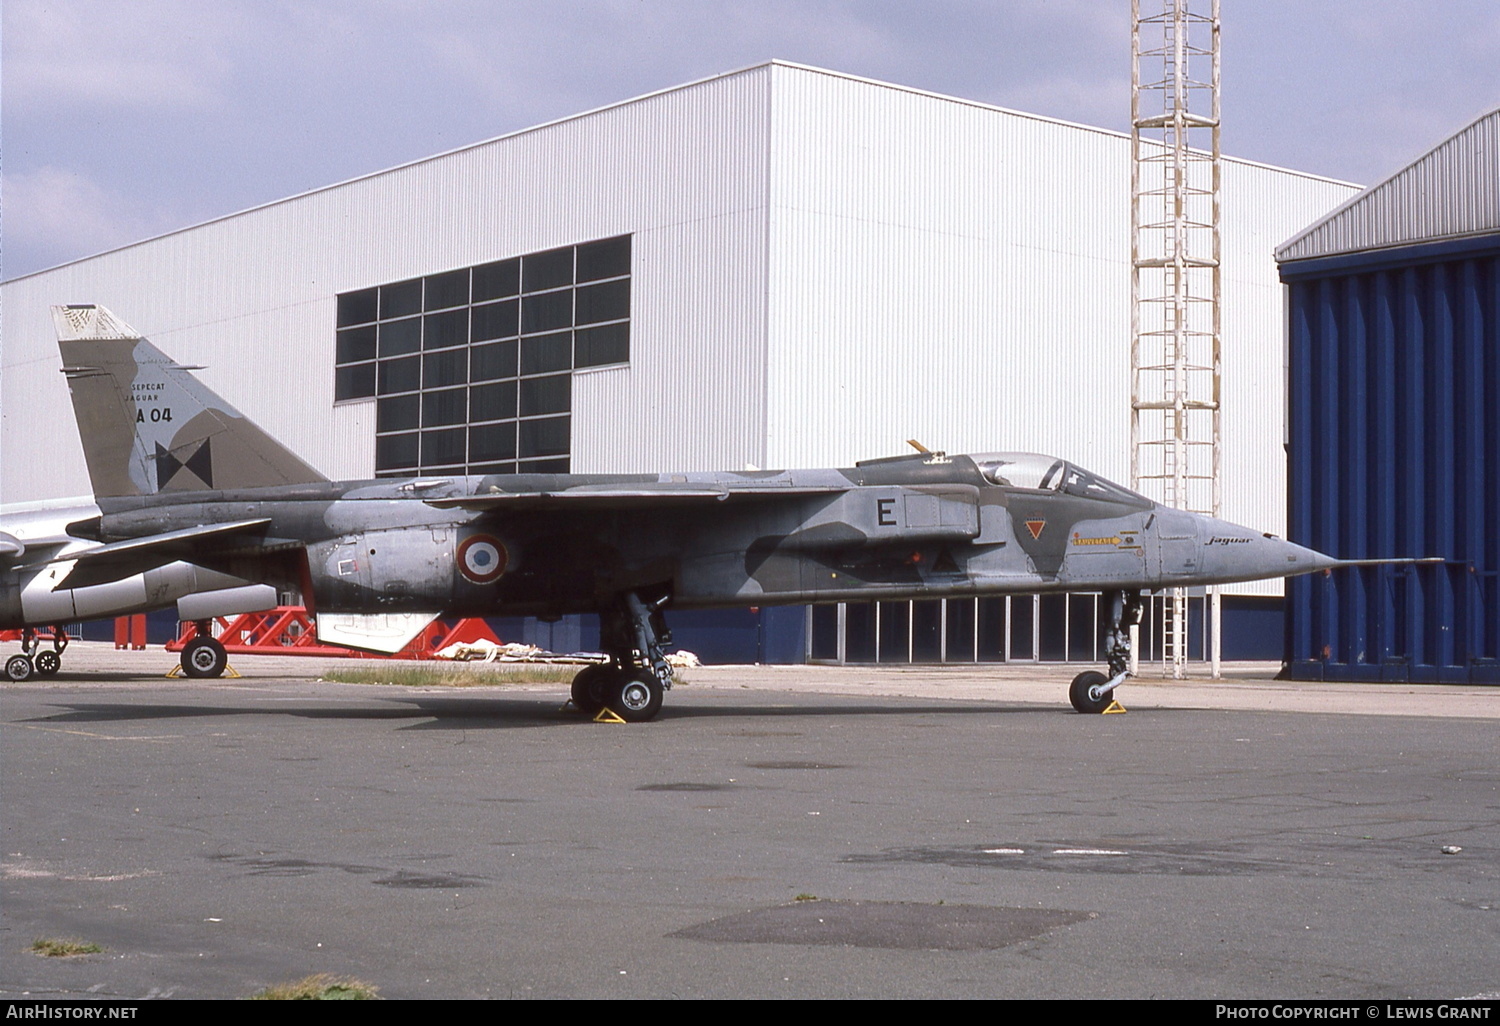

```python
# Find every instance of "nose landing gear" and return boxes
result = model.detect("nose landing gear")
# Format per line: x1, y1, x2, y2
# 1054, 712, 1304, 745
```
1070, 590, 1141, 714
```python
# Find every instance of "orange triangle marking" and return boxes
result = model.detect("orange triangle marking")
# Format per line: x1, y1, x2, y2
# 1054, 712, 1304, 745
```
1024, 520, 1046, 539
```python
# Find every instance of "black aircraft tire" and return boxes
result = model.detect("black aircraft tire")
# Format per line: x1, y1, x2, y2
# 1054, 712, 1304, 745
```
33, 650, 60, 677
5, 654, 34, 683
1069, 671, 1112, 714
570, 665, 614, 714
609, 673, 663, 723
182, 637, 228, 679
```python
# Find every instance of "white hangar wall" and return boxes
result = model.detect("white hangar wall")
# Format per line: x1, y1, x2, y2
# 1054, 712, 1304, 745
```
760, 64, 1358, 566
1, 65, 775, 501
2, 61, 1357, 600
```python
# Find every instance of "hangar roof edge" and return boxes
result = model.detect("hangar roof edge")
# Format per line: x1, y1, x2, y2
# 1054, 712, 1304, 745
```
6, 59, 1357, 286
1276, 106, 1500, 265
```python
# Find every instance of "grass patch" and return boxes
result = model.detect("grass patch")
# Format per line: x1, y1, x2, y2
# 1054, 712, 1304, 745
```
322, 664, 579, 687
32, 938, 102, 957
250, 974, 380, 1000
322, 664, 689, 687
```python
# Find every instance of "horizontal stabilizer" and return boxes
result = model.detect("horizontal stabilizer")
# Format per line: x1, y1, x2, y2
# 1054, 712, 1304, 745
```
316, 612, 441, 654
35, 519, 273, 590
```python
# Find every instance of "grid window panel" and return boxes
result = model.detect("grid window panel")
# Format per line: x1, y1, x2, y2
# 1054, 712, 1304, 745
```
377, 355, 421, 395
422, 387, 467, 427
376, 432, 419, 471
521, 289, 572, 334
575, 279, 629, 325
378, 317, 421, 358
338, 234, 629, 476
421, 427, 466, 466
424, 269, 470, 311
422, 348, 467, 388
470, 340, 518, 382
575, 323, 629, 368
470, 380, 518, 422
473, 258, 520, 302
519, 373, 571, 417
523, 247, 573, 292
423, 309, 468, 350
335, 363, 375, 401
471, 299, 518, 342
519, 415, 570, 458
377, 394, 421, 433
338, 288, 379, 327
576, 236, 630, 282
520, 331, 572, 376
520, 457, 570, 474
469, 422, 517, 462
380, 278, 422, 319
336, 325, 377, 364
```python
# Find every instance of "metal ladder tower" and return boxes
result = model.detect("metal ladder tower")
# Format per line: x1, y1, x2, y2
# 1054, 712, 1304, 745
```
1130, 0, 1223, 679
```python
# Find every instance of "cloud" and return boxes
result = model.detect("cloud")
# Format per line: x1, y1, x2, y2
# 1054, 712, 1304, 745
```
5, 0, 1498, 276
3, 0, 250, 112
2, 166, 183, 277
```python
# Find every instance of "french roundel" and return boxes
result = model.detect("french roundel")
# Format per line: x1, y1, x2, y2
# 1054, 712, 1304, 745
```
456, 534, 508, 584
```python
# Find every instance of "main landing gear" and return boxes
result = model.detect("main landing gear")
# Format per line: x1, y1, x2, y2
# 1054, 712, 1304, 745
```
180, 620, 228, 679
5, 627, 68, 682
570, 591, 673, 723
1070, 590, 1142, 714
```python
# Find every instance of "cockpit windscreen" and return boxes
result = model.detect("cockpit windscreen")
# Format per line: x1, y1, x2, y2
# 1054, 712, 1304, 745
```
974, 453, 1152, 508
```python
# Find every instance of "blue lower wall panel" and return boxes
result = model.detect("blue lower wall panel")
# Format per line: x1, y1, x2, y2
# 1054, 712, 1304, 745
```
493, 607, 807, 665
1221, 598, 1284, 660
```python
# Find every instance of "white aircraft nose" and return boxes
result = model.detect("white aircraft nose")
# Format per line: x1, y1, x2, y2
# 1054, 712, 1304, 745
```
1198, 519, 1340, 583
1275, 538, 1341, 575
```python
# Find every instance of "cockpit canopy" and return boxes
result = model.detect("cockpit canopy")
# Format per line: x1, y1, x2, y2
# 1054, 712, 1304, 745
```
972, 452, 1152, 509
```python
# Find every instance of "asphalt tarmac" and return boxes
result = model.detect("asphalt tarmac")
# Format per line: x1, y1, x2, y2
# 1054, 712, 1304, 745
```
2, 644, 1497, 1000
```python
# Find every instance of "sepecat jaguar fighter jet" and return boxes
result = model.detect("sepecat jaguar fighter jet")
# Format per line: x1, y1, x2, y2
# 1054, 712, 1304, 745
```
29, 304, 1345, 719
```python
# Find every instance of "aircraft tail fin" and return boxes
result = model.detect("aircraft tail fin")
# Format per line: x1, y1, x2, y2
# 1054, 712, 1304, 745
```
54, 305, 328, 498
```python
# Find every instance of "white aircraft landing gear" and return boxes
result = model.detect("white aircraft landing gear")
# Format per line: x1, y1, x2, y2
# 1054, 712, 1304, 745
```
571, 591, 672, 722
1071, 590, 1142, 714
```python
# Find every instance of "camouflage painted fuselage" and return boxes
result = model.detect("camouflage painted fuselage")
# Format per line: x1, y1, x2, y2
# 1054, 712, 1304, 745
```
81, 451, 1333, 620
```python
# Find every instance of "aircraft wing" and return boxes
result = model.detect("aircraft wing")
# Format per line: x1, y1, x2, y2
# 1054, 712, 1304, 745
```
426, 483, 851, 512
26, 518, 274, 590
4, 535, 82, 573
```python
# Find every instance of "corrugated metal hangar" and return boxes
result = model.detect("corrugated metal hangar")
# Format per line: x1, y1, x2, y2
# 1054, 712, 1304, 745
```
2, 61, 1358, 663
1279, 107, 1500, 683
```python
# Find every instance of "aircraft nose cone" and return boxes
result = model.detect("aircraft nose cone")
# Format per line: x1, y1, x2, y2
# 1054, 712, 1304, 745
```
1197, 518, 1340, 583
1275, 538, 1341, 575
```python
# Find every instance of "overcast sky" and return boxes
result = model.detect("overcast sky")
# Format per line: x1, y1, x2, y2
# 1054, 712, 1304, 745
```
5, 0, 1498, 280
